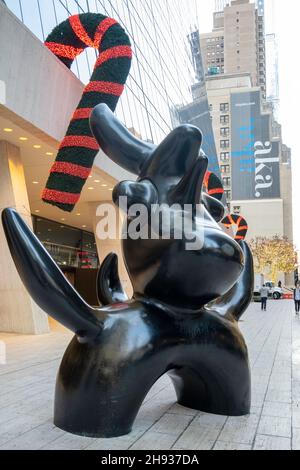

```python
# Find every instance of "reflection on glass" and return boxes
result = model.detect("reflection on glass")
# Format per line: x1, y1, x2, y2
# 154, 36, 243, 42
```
33, 216, 99, 269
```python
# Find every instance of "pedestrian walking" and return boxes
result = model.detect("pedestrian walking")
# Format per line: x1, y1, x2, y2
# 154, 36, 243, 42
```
294, 282, 300, 315
260, 284, 269, 311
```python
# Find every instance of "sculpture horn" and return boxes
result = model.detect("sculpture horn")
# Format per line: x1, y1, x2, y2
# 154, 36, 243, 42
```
90, 103, 155, 176
168, 156, 208, 216
1, 208, 103, 343
143, 125, 202, 180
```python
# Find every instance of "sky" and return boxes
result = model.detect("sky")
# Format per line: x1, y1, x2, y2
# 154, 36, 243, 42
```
196, 0, 300, 249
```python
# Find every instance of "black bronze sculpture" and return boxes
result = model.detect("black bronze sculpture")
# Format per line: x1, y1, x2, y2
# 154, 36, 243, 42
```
2, 103, 253, 438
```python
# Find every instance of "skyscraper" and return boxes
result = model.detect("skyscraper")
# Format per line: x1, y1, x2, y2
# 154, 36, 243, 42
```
266, 33, 280, 120
200, 0, 266, 99
215, 0, 230, 12
256, 0, 265, 18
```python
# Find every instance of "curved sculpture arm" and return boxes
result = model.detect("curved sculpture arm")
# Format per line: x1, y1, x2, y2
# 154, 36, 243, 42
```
2, 208, 104, 343
97, 253, 129, 305
206, 241, 254, 321
90, 104, 155, 176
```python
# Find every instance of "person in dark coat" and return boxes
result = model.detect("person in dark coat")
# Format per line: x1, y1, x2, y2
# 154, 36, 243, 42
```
294, 282, 300, 315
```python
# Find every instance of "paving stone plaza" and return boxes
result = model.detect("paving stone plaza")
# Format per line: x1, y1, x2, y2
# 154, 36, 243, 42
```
0, 300, 299, 451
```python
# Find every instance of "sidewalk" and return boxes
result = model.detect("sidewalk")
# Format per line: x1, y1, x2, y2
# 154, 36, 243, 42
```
0, 300, 299, 450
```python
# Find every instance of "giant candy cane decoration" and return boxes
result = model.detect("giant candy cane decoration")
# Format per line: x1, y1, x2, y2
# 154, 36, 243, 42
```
42, 13, 132, 212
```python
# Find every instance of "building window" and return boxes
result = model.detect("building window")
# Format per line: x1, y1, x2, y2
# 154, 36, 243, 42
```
225, 190, 231, 200
220, 127, 230, 137
32, 216, 99, 269
220, 103, 229, 113
220, 115, 229, 125
220, 152, 230, 161
222, 177, 231, 187
221, 165, 230, 174
220, 140, 230, 149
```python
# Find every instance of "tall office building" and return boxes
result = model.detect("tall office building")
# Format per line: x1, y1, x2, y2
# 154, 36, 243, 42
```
200, 0, 266, 99
265, 33, 280, 120
179, 3, 294, 282
215, 0, 230, 12
256, 0, 265, 18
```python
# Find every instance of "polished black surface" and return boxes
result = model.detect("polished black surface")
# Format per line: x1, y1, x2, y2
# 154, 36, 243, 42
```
1, 103, 253, 438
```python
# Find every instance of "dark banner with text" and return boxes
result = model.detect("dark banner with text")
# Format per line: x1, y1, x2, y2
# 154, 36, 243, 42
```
231, 90, 280, 200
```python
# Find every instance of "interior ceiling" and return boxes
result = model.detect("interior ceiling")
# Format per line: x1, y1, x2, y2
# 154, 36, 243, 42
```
0, 115, 117, 233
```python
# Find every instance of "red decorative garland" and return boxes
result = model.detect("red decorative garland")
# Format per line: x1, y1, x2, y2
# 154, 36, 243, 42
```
222, 214, 248, 241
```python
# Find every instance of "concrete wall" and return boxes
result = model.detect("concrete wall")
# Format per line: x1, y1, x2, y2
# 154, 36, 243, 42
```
0, 141, 49, 334
0, 2, 83, 145
230, 199, 284, 241
280, 163, 294, 243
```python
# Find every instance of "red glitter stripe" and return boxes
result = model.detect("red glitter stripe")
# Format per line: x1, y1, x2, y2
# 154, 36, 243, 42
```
237, 226, 248, 232
235, 235, 245, 240
72, 108, 93, 120
84, 81, 124, 96
59, 135, 99, 150
42, 188, 80, 205
228, 214, 235, 226
51, 162, 91, 179
204, 171, 211, 188
208, 188, 224, 195
94, 18, 118, 48
95, 45, 132, 68
69, 14, 94, 47
45, 42, 84, 59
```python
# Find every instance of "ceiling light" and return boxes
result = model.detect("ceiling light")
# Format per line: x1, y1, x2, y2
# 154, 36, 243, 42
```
61, 218, 66, 221
32, 181, 39, 184
3, 128, 13, 132
101, 184, 108, 187
33, 145, 41, 149
94, 180, 100, 183
82, 225, 87, 228
109, 188, 113, 191
76, 213, 81, 216
35, 210, 40, 213
88, 175, 93, 178
88, 187, 94, 190
19, 137, 28, 141
46, 152, 54, 156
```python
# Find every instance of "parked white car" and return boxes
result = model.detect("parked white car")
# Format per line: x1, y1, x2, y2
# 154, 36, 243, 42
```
253, 275, 283, 301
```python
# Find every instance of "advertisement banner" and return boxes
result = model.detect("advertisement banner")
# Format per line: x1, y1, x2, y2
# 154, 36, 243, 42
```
231, 91, 280, 200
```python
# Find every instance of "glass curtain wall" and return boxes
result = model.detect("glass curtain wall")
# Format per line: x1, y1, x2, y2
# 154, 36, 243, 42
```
5, 0, 198, 144
32, 215, 99, 269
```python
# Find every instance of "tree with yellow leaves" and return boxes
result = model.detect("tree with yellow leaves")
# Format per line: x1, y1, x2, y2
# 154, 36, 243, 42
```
250, 236, 297, 283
